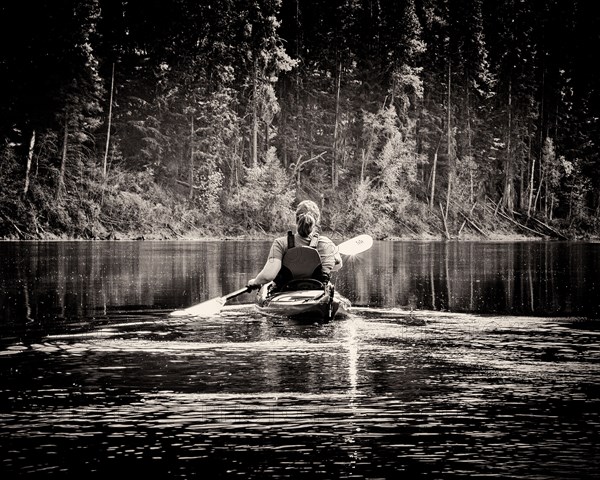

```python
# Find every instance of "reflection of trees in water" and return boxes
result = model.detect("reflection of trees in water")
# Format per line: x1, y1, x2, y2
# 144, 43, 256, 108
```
344, 241, 599, 316
3, 241, 233, 323
2, 241, 600, 325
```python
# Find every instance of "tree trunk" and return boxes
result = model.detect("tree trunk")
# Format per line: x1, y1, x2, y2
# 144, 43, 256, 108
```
265, 121, 269, 155
251, 58, 258, 167
533, 175, 543, 214
527, 154, 536, 216
445, 170, 452, 220
23, 130, 36, 196
447, 61, 452, 174
445, 61, 453, 213
503, 78, 514, 212
536, 68, 545, 212
360, 150, 366, 183
519, 151, 524, 210
103, 62, 115, 178
189, 115, 194, 200
332, 60, 341, 189
281, 81, 288, 168
429, 138, 441, 210
58, 114, 69, 196
466, 84, 474, 204
430, 254, 436, 310
544, 153, 549, 218
544, 171, 549, 218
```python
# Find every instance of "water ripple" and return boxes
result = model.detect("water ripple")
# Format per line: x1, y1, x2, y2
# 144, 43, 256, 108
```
1, 310, 599, 478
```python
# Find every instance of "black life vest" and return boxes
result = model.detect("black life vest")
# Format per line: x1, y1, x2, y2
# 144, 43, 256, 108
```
273, 230, 330, 289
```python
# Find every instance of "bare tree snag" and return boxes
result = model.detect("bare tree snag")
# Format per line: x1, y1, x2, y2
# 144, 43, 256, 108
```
103, 62, 115, 178
23, 130, 36, 196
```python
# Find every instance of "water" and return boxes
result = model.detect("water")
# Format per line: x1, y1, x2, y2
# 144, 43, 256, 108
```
1, 240, 599, 478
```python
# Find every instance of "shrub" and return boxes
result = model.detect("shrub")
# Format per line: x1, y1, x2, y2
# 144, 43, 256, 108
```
227, 147, 295, 233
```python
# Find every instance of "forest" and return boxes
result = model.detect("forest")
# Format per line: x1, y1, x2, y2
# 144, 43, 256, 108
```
1, 0, 599, 241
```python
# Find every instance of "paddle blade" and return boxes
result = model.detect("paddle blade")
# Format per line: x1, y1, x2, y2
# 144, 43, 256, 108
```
338, 234, 373, 256
169, 287, 252, 318
170, 296, 226, 317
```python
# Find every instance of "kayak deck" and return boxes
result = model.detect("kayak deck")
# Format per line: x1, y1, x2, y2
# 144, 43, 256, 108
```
255, 283, 351, 321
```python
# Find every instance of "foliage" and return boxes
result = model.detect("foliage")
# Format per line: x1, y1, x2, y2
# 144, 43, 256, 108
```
1, 0, 600, 240
226, 148, 296, 234
343, 178, 395, 238
349, 105, 422, 234
0, 148, 207, 239
560, 157, 592, 227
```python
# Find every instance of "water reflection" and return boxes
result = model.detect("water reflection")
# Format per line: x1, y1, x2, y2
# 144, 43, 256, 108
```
1, 241, 599, 334
338, 241, 600, 316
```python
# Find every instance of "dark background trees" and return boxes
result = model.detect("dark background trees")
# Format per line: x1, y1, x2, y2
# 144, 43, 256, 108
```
1, 0, 598, 239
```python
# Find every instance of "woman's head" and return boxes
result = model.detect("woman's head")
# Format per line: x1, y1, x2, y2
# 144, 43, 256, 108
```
295, 200, 320, 237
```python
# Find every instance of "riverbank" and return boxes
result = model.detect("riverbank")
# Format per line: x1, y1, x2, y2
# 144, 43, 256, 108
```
1, 163, 597, 242
3, 229, 597, 242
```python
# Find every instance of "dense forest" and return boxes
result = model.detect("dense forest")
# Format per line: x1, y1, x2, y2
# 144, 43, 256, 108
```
1, 0, 599, 240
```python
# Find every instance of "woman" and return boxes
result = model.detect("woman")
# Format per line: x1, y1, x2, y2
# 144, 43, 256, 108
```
248, 200, 342, 289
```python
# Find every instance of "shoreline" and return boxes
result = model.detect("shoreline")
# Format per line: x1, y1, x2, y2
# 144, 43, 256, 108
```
1, 231, 598, 242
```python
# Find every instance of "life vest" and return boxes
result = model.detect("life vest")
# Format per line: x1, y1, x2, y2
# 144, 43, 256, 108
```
273, 230, 329, 290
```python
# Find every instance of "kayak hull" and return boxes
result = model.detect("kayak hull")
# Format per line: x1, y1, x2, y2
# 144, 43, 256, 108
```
255, 283, 351, 321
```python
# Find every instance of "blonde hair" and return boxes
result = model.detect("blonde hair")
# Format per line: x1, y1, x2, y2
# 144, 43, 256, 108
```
295, 200, 321, 238
295, 200, 320, 223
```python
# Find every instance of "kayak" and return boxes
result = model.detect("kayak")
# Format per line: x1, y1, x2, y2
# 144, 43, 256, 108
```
170, 235, 372, 319
255, 280, 351, 321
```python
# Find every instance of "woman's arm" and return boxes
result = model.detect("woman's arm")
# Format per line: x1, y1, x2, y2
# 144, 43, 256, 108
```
248, 258, 281, 286
248, 238, 284, 287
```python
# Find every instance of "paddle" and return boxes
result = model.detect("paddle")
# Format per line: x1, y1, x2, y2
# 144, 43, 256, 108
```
170, 286, 255, 317
169, 234, 374, 318
337, 234, 373, 256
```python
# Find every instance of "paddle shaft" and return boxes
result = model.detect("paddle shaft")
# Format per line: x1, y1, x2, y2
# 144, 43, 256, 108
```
223, 286, 254, 301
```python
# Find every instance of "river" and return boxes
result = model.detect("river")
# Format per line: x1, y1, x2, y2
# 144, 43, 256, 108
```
1, 240, 599, 478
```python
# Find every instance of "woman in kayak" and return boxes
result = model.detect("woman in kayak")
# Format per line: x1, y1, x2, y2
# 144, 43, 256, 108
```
248, 200, 342, 289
